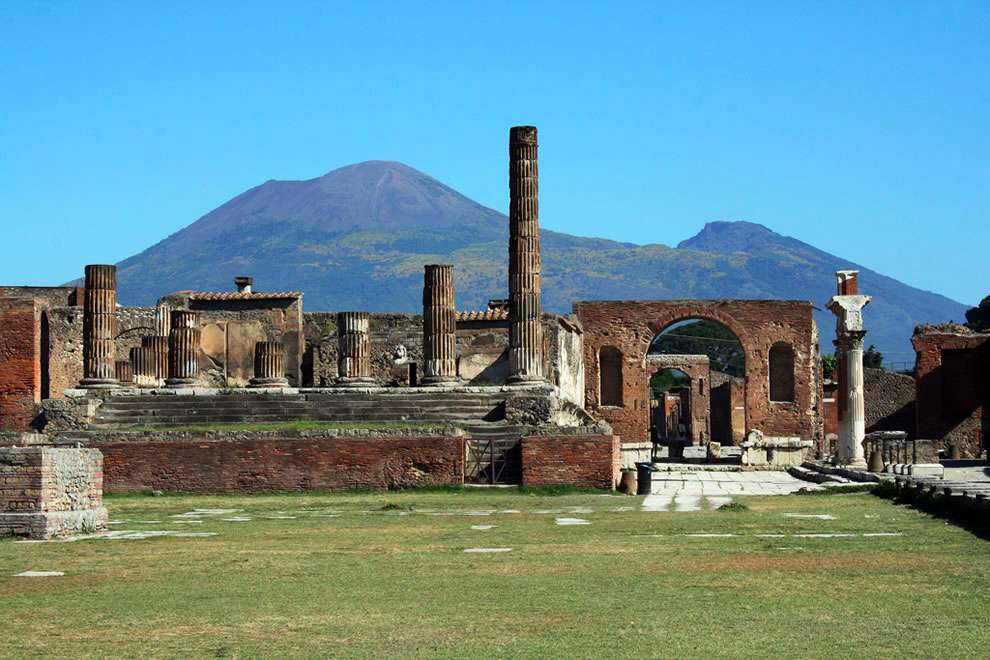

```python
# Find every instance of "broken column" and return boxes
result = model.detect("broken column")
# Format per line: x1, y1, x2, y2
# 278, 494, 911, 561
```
508, 125, 544, 382
421, 264, 458, 384
130, 346, 155, 388
79, 264, 118, 388
155, 302, 171, 337
166, 310, 200, 388
828, 270, 871, 469
142, 335, 169, 387
336, 312, 375, 386
114, 359, 133, 385
250, 341, 288, 388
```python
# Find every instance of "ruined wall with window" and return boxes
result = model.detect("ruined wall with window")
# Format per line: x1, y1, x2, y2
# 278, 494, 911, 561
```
574, 300, 821, 444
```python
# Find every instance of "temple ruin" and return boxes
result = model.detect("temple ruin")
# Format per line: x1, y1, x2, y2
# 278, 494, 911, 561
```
0, 124, 985, 536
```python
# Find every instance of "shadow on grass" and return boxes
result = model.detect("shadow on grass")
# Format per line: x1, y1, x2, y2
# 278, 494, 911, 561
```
872, 480, 990, 541
105, 483, 607, 499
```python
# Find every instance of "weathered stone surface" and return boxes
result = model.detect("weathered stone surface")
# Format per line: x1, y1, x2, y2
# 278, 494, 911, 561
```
166, 310, 201, 387
250, 341, 288, 387
422, 265, 458, 384
79, 265, 118, 388
0, 298, 43, 430
336, 312, 375, 385
0, 446, 107, 540
508, 125, 544, 382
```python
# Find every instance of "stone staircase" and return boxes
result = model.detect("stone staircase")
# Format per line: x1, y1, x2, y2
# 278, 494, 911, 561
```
88, 390, 535, 484
89, 391, 510, 428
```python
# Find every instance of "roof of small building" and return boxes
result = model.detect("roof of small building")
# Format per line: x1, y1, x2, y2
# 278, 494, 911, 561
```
456, 309, 510, 322
174, 290, 303, 301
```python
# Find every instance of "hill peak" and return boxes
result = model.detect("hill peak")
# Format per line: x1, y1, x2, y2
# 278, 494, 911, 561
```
677, 221, 781, 252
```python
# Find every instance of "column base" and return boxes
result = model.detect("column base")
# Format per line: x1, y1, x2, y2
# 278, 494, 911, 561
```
164, 378, 197, 389
335, 377, 377, 388
249, 377, 289, 388
78, 378, 119, 389
419, 376, 460, 386
506, 375, 545, 387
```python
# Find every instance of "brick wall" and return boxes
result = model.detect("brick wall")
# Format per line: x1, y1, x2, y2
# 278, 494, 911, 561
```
0, 298, 42, 430
574, 300, 821, 444
520, 434, 619, 489
864, 367, 916, 436
912, 331, 989, 457
93, 431, 466, 493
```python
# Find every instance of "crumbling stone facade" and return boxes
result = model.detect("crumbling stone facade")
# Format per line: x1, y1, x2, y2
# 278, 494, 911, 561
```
912, 326, 989, 457
520, 434, 619, 489
574, 300, 821, 444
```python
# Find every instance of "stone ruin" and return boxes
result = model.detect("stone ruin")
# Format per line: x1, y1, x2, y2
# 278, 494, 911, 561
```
1, 123, 982, 537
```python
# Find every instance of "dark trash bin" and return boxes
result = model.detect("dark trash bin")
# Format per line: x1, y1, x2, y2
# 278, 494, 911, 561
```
636, 463, 653, 495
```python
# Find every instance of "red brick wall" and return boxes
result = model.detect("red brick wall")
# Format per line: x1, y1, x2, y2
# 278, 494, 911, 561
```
0, 298, 42, 431
94, 433, 466, 493
912, 332, 989, 457
520, 434, 619, 489
573, 300, 821, 443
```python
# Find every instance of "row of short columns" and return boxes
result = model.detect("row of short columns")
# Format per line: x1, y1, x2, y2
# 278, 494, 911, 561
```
77, 125, 547, 390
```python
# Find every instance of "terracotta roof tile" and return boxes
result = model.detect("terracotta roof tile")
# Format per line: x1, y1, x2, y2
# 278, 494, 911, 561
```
184, 291, 302, 301
456, 309, 509, 322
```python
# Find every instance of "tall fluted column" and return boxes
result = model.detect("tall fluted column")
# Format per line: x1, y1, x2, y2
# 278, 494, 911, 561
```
827, 270, 870, 469
131, 346, 156, 388
166, 310, 200, 388
79, 264, 119, 388
141, 336, 169, 387
422, 264, 458, 384
250, 341, 288, 388
336, 312, 375, 386
508, 125, 544, 382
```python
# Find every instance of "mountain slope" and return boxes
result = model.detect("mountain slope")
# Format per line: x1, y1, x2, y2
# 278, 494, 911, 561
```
113, 162, 967, 359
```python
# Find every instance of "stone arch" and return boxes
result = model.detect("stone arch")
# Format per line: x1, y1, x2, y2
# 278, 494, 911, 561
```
598, 345, 623, 406
644, 307, 751, 364
769, 341, 795, 403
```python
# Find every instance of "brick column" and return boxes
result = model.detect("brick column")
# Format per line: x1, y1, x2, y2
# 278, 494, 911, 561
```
250, 341, 288, 388
141, 336, 168, 387
79, 264, 118, 388
508, 125, 544, 382
336, 312, 375, 386
422, 264, 458, 385
166, 310, 200, 388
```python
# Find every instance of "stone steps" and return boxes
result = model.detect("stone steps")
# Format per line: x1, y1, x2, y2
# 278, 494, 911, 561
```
90, 391, 515, 429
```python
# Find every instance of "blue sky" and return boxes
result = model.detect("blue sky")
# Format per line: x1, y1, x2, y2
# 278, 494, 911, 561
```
1, 1, 987, 304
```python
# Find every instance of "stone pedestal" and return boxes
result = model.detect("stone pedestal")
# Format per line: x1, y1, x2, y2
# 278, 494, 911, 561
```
422, 264, 458, 385
79, 264, 119, 388
0, 446, 108, 540
142, 335, 169, 387
166, 310, 200, 388
828, 271, 871, 470
336, 312, 375, 386
508, 126, 544, 382
250, 341, 289, 388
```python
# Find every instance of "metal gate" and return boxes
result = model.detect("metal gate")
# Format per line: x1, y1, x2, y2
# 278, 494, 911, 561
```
466, 436, 520, 485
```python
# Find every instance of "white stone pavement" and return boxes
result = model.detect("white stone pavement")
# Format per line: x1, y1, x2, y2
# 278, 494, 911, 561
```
643, 470, 821, 512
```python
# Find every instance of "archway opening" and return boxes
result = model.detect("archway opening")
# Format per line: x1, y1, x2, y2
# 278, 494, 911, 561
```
648, 318, 746, 446
649, 368, 692, 443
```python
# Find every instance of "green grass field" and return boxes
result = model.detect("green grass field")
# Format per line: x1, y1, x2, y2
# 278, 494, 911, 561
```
1, 489, 987, 658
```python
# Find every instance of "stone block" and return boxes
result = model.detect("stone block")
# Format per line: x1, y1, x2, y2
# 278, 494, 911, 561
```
908, 463, 944, 478
0, 446, 107, 540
